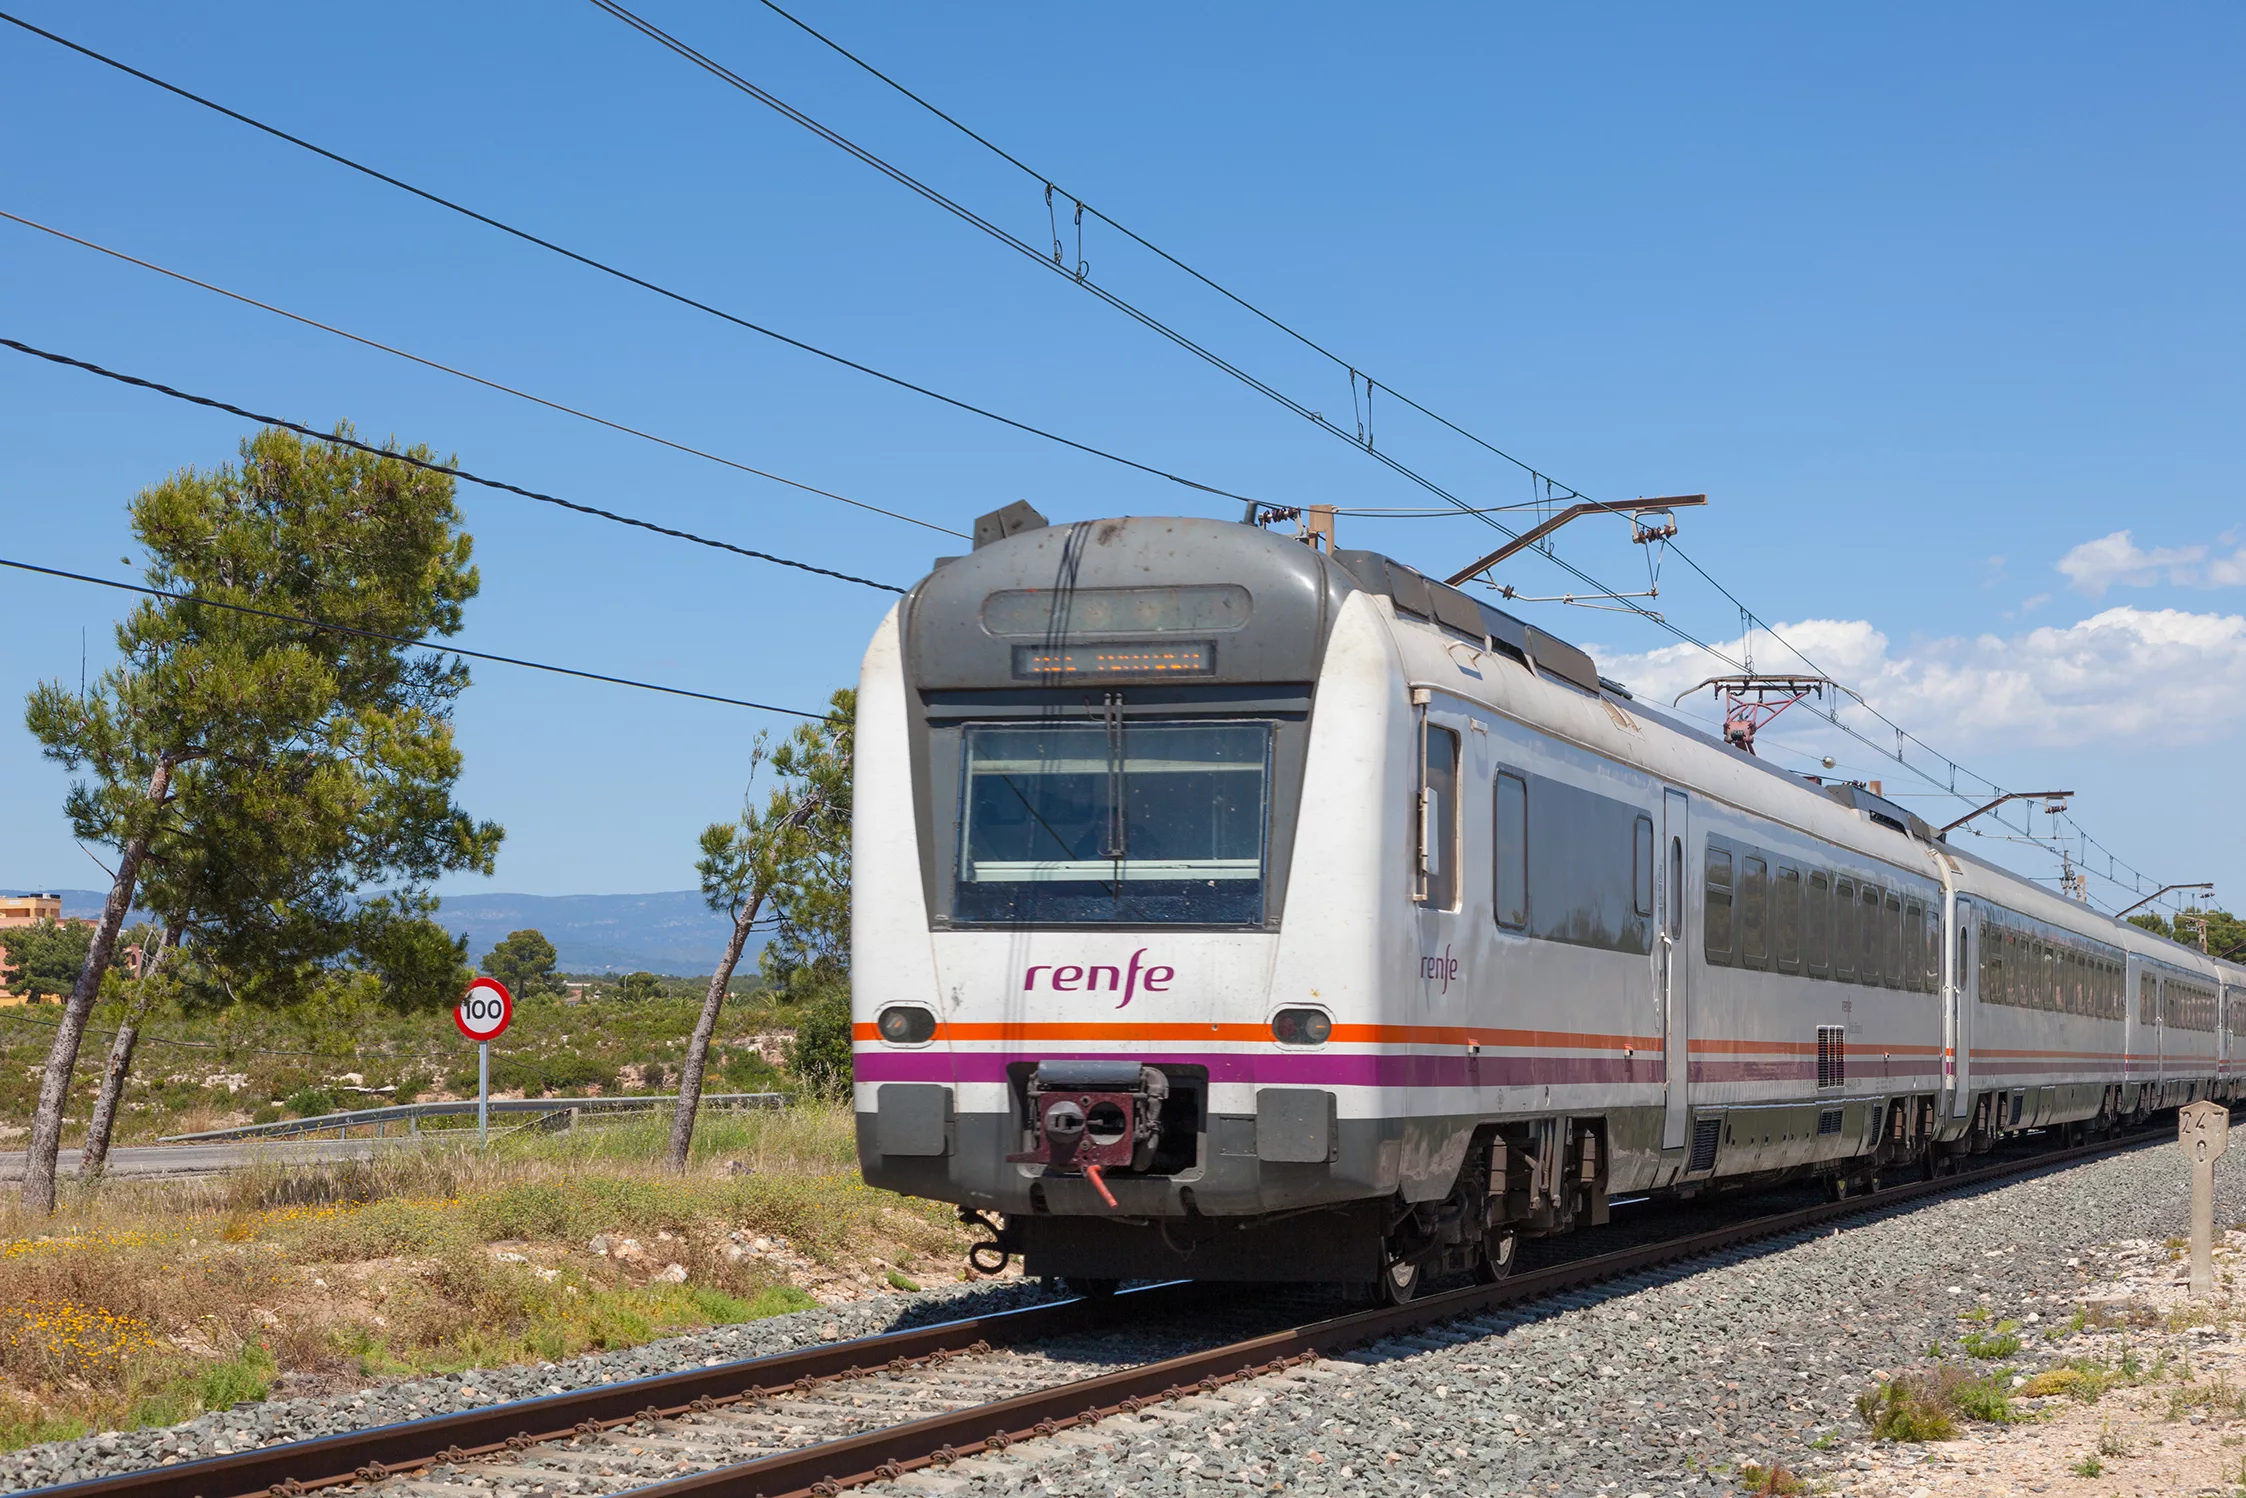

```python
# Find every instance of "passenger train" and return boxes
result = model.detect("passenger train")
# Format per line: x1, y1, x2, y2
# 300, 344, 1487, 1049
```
850, 508, 2242, 1300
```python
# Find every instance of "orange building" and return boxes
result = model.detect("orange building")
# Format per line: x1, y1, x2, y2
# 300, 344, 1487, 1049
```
0, 893, 68, 1005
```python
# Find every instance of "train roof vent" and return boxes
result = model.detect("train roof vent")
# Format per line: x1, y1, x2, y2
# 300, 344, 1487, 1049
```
1523, 625, 1602, 694
972, 501, 1048, 549
1334, 548, 1608, 686
1821, 782, 1935, 841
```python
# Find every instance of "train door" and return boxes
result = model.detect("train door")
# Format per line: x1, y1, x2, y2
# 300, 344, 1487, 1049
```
1415, 702, 1468, 1056
1950, 898, 1976, 1120
1660, 789, 1691, 1150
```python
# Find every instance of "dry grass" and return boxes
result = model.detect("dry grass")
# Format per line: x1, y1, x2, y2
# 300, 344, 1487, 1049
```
0, 1102, 971, 1451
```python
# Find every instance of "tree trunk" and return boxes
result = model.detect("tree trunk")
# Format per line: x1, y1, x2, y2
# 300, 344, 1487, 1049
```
22, 757, 172, 1215
77, 1021, 143, 1181
79, 928, 175, 1181
668, 888, 765, 1172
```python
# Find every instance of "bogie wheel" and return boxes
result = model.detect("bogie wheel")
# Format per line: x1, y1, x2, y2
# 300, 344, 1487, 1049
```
1376, 1253, 1422, 1305
1064, 1277, 1121, 1300
1473, 1229, 1521, 1284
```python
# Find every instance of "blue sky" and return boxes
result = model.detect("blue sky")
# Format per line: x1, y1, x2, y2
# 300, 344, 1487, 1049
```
1, 3, 2239, 921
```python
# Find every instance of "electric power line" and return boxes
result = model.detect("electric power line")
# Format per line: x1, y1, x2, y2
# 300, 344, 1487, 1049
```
7, 9, 2193, 915
0, 556, 825, 718
744, 0, 1582, 493
582, 3, 1785, 690
588, 2, 1652, 583
1659, 539, 2188, 913
704, 0, 2211, 914
0, 337, 906, 594
0, 208, 968, 541
0, 8, 1269, 511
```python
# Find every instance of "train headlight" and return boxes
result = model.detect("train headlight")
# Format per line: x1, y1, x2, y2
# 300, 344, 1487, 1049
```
876, 1006, 937, 1044
1271, 1008, 1332, 1045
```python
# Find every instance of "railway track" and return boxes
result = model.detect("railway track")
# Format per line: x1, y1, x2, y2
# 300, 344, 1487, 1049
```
40, 1126, 2162, 1498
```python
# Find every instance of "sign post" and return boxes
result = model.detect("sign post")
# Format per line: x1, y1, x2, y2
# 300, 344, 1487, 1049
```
2178, 1100, 2229, 1299
455, 977, 513, 1148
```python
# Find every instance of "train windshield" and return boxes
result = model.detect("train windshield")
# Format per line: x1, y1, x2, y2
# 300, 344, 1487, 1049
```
956, 720, 1271, 924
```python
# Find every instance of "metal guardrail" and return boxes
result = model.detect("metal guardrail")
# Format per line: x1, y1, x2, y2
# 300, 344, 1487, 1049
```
157, 1092, 787, 1144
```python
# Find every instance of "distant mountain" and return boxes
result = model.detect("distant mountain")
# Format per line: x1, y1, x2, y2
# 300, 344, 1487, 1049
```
18, 888, 750, 977
430, 891, 754, 976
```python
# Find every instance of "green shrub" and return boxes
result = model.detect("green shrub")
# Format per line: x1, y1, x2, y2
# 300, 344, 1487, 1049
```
286, 1088, 337, 1119
787, 988, 853, 1101
1960, 1323, 2023, 1360
719, 1048, 781, 1091
1855, 1372, 1959, 1441
191, 1344, 275, 1409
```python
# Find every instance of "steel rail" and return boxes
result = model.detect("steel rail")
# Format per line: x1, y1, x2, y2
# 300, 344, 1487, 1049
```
32, 1127, 2158, 1498
620, 1128, 2161, 1498
31, 1285, 1206, 1498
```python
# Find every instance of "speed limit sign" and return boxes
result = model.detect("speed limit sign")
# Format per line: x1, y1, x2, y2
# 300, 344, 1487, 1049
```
455, 976, 513, 1041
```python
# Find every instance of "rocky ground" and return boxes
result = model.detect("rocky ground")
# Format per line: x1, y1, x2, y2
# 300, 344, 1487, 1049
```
7, 1125, 2241, 1497
870, 1126, 2246, 1496
0, 1277, 1060, 1493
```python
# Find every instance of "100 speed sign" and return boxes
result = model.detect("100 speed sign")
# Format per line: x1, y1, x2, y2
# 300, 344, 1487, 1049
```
455, 976, 513, 1041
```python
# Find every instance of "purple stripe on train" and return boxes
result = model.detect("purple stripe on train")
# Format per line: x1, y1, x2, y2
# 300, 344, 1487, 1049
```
852, 1049, 1664, 1088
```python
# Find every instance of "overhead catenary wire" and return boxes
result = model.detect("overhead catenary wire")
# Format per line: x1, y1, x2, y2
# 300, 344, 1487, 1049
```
586, 2, 1633, 571
0, 208, 968, 541
0, 337, 906, 594
698, 0, 2213, 915
0, 6, 1685, 661
0, 556, 825, 718
744, 0, 1579, 492
7, 12, 2192, 916
0, 9, 1267, 511
1659, 539, 2190, 915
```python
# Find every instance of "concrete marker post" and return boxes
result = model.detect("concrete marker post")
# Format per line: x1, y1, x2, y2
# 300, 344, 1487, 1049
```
2178, 1100, 2229, 1299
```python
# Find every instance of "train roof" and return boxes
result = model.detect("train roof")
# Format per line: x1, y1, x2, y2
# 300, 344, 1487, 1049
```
921, 511, 2240, 984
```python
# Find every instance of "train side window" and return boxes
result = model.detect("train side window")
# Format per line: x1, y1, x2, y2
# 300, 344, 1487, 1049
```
1420, 727, 1460, 911
1805, 871, 1830, 977
1704, 846, 1735, 964
1902, 900, 1924, 991
2140, 972, 2157, 1025
1492, 771, 1527, 930
1859, 884, 1882, 987
1632, 815, 1655, 917
1740, 857, 1769, 967
1833, 877, 1856, 981
1881, 891, 1903, 989
1774, 867, 1803, 973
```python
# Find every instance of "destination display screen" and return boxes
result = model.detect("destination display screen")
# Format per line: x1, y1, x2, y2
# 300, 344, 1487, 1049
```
1011, 642, 1215, 678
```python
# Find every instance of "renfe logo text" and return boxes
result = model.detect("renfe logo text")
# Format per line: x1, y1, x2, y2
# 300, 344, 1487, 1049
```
1023, 948, 1173, 1009
1421, 944, 1459, 994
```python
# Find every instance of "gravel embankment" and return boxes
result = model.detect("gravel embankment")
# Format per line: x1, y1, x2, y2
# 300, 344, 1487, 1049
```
1, 1277, 1060, 1493
9, 1129, 2236, 1497
874, 1128, 2246, 1497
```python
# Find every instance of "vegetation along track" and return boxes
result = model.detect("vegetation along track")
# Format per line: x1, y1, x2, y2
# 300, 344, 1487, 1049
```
36, 1126, 2163, 1498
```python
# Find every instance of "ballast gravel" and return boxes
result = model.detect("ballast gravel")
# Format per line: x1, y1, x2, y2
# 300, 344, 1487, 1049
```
8, 1130, 2240, 1498
875, 1127, 2246, 1498
0, 1277, 1060, 1494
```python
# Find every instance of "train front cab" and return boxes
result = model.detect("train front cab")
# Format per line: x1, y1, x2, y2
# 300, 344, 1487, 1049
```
852, 514, 1429, 1286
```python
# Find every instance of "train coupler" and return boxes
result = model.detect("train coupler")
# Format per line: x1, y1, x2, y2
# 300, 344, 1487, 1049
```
1006, 1060, 1170, 1198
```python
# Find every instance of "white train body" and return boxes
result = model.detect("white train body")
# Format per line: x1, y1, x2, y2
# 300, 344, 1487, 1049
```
851, 515, 2242, 1287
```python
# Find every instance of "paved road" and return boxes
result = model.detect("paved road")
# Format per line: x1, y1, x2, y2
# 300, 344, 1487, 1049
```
0, 1137, 407, 1181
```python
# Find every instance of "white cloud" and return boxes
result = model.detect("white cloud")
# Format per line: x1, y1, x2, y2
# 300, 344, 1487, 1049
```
1597, 606, 2246, 751
2056, 529, 2246, 597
